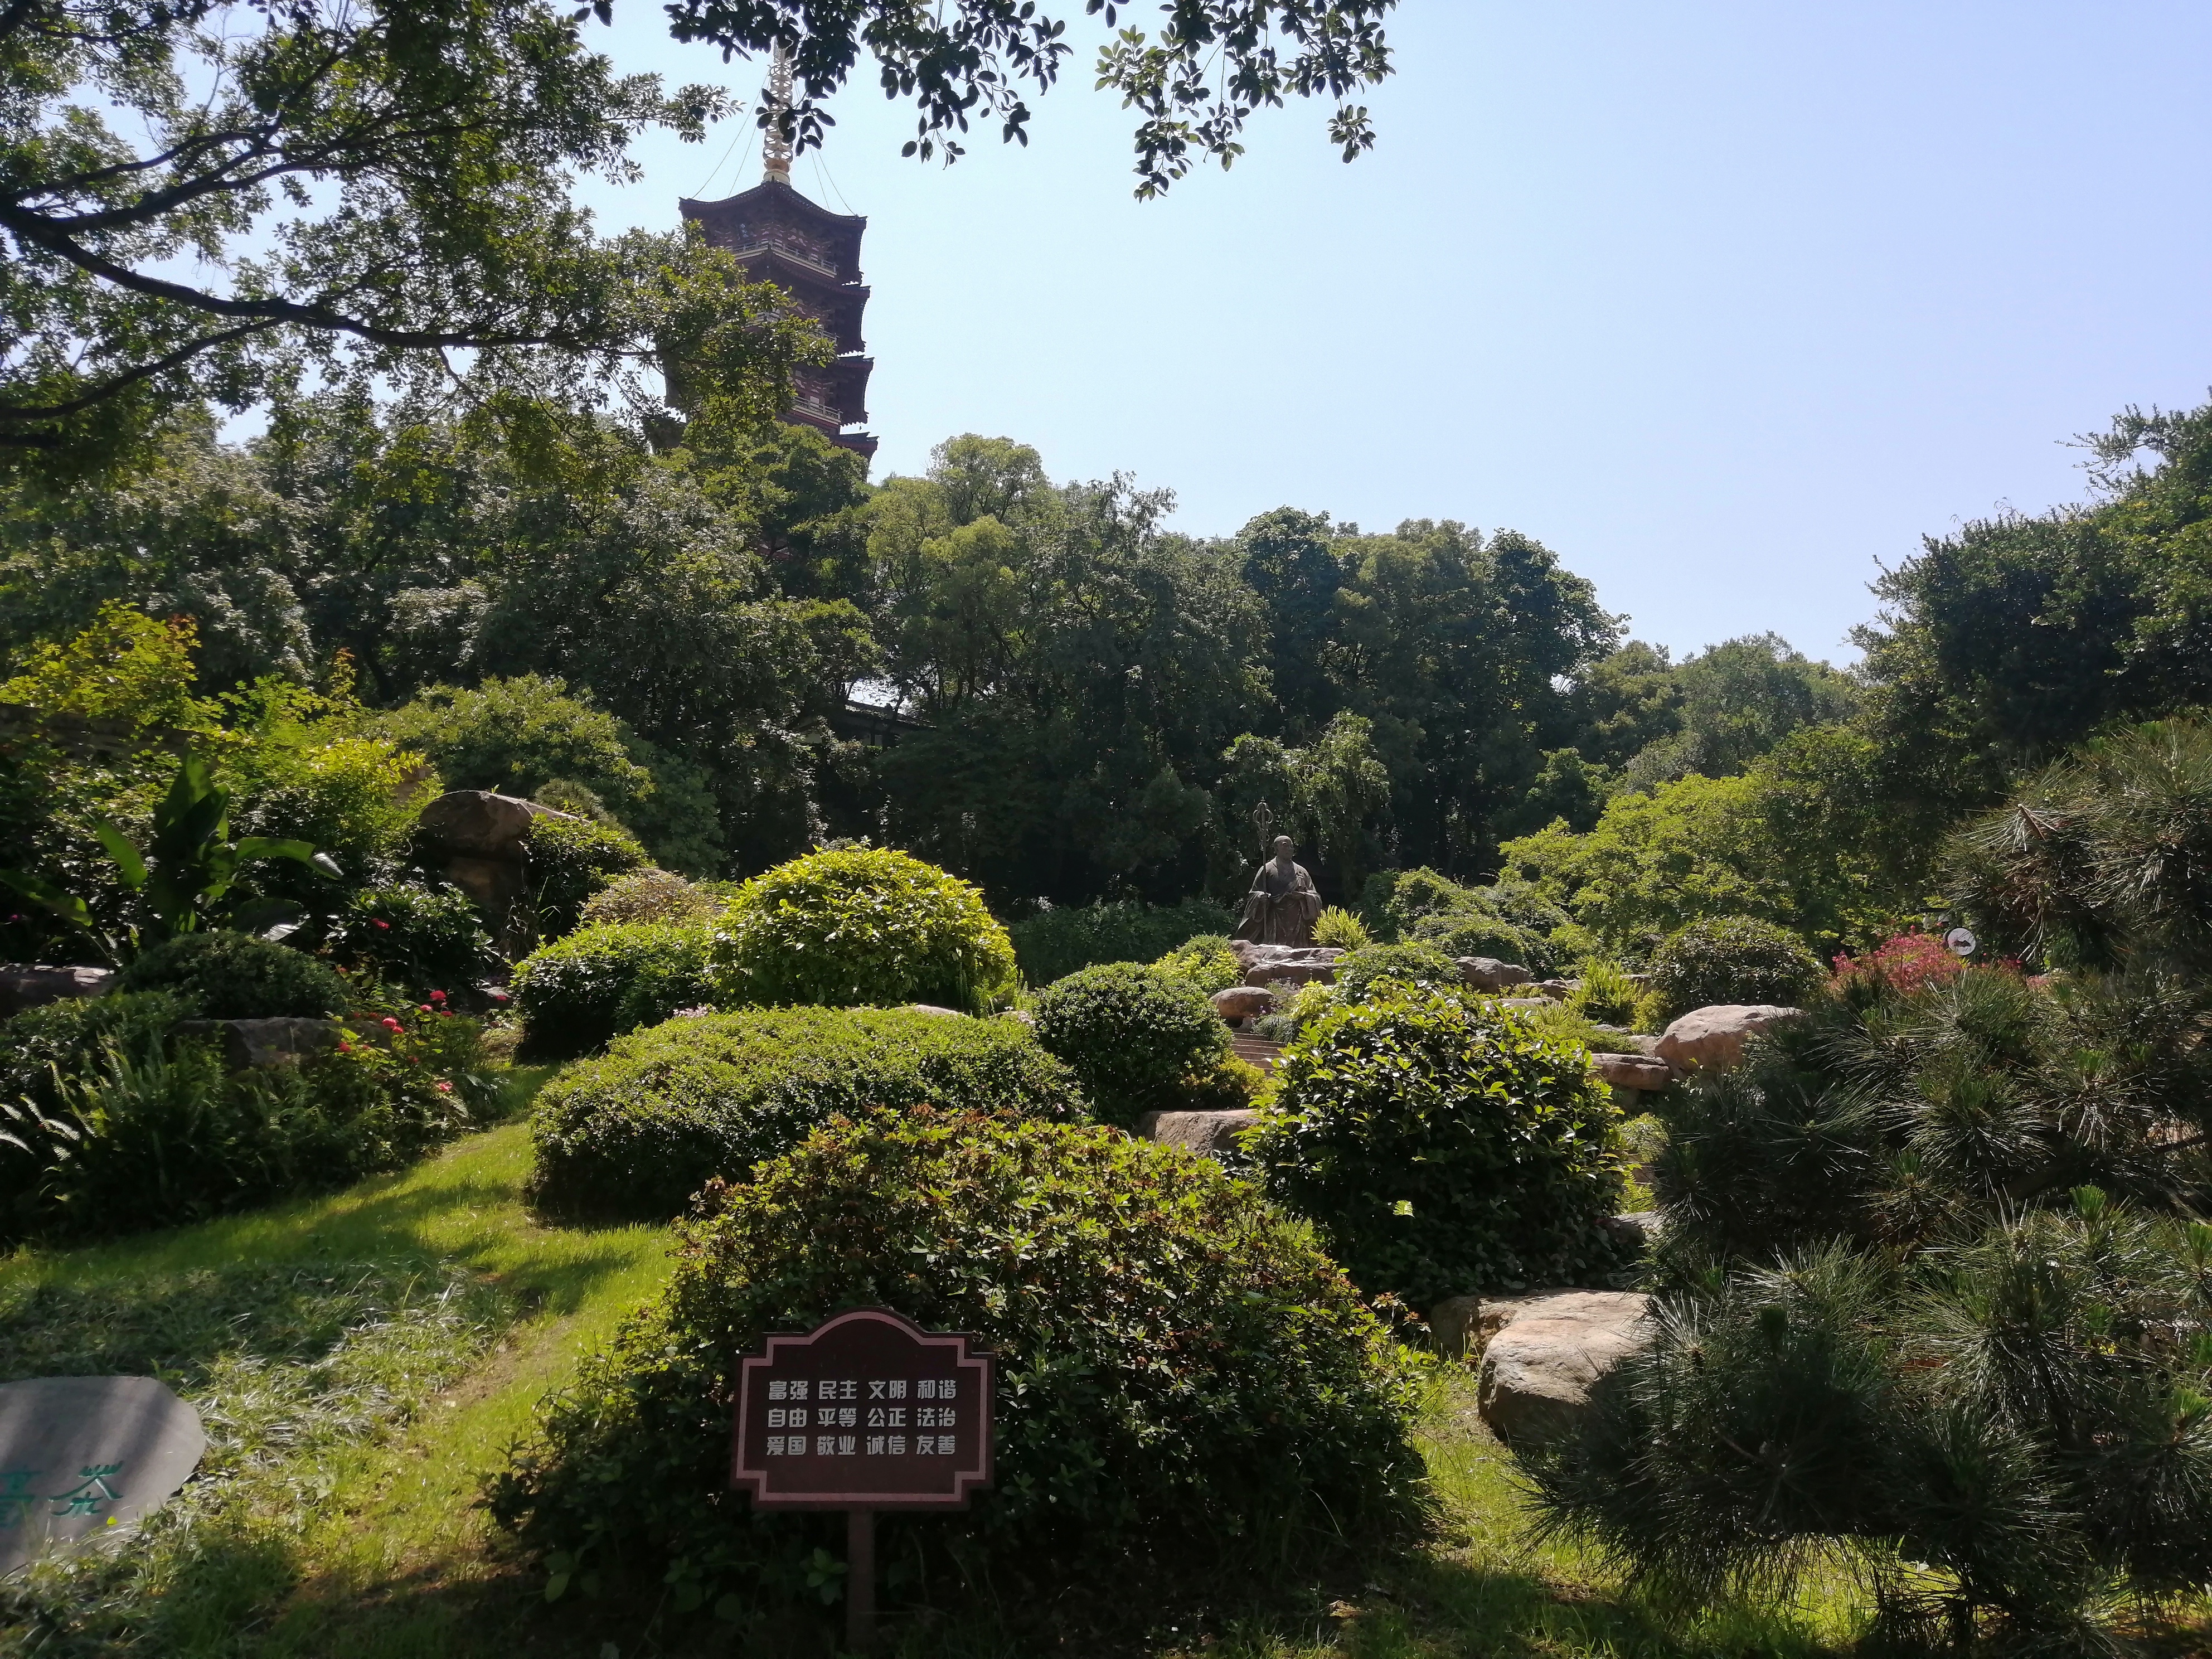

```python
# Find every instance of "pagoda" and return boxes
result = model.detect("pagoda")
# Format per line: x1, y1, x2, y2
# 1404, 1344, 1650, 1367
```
678, 51, 877, 459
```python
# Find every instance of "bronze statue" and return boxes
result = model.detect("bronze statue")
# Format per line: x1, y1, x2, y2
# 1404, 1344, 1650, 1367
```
1235, 836, 1323, 946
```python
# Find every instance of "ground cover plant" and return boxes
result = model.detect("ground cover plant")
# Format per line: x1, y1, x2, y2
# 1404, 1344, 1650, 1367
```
494, 1109, 1433, 1639
1252, 990, 1626, 1308
709, 846, 1018, 1013
525, 1006, 1083, 1221
1031, 960, 1235, 1126
509, 918, 716, 1059
0, 983, 503, 1242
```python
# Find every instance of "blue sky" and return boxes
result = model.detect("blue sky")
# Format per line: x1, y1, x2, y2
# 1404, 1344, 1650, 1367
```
571, 2, 2212, 664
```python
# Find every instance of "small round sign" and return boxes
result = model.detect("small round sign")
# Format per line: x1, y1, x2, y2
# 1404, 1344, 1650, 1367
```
1944, 926, 1977, 958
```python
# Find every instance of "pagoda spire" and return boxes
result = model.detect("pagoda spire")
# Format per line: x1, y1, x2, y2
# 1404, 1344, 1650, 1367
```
762, 42, 794, 185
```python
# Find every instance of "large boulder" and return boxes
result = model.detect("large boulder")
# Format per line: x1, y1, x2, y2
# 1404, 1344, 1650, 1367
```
1592, 1051, 1675, 1092
173, 1016, 346, 1070
1210, 984, 1277, 1022
1133, 1109, 1259, 1160
1466, 1289, 1655, 1444
1655, 1004, 1805, 1073
0, 964, 114, 1020
1234, 943, 1342, 987
413, 790, 573, 952
1456, 956, 1532, 993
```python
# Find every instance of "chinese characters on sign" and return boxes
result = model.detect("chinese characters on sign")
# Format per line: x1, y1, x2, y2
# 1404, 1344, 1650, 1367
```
730, 1308, 993, 1508
0, 1376, 206, 1574
729, 1309, 996, 1655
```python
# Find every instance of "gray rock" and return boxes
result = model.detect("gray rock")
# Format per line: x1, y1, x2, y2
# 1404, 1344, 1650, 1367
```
0, 1376, 206, 1574
1133, 1109, 1259, 1160
902, 1003, 965, 1018
1456, 956, 1532, 992
1474, 1290, 1655, 1444
172, 1017, 345, 1070
1592, 1051, 1675, 1092
1655, 1005, 1806, 1073
0, 966, 114, 1021
413, 790, 577, 954
1210, 985, 1276, 1022
1531, 979, 1574, 1001
1499, 997, 1553, 1011
1602, 1211, 1665, 1252
1231, 943, 1341, 987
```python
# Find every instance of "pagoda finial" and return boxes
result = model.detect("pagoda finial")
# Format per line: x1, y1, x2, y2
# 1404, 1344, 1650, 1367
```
762, 42, 794, 185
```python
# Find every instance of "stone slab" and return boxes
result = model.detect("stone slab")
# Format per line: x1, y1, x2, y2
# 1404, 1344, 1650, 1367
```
0, 966, 114, 1021
1133, 1109, 1259, 1159
1592, 1051, 1675, 1092
1471, 1291, 1655, 1445
1655, 1005, 1805, 1073
1229, 1035, 1284, 1073
0, 1376, 205, 1574
1456, 956, 1532, 992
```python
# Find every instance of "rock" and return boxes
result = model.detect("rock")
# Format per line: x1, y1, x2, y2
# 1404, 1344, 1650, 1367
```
1602, 1211, 1665, 1252
1210, 985, 1276, 1022
1500, 997, 1553, 1010
1232, 943, 1341, 987
1592, 1051, 1675, 1092
0, 1375, 206, 1573
413, 790, 576, 954
1133, 1109, 1259, 1160
1456, 956, 1532, 992
1531, 979, 1574, 1000
1474, 1289, 1655, 1444
1428, 1294, 1488, 1360
172, 1017, 345, 1070
1229, 1034, 1285, 1073
1623, 1034, 1663, 1056
903, 1003, 965, 1018
1655, 1004, 1805, 1073
0, 966, 114, 1020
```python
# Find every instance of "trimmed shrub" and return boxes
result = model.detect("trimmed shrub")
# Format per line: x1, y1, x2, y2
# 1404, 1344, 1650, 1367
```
1031, 962, 1232, 1127
1251, 991, 1624, 1306
1150, 933, 1241, 995
526, 1008, 1083, 1221
1007, 898, 1236, 987
1647, 915, 1821, 1019
510, 920, 717, 1060
1409, 908, 1539, 966
492, 1112, 1428, 1627
1333, 940, 1460, 1003
325, 881, 501, 1000
579, 869, 720, 928
116, 930, 348, 1019
526, 813, 651, 941
710, 847, 1017, 1015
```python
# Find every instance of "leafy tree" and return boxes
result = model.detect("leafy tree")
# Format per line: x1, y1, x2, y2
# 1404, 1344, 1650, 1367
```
3, 0, 1392, 472
1565, 641, 1681, 769
1234, 506, 1344, 739
1856, 400, 2212, 812
1620, 633, 1858, 790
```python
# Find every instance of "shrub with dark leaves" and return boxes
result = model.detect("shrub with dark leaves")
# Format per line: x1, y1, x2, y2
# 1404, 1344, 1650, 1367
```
1030, 961, 1230, 1127
116, 930, 347, 1018
1646, 915, 1820, 1020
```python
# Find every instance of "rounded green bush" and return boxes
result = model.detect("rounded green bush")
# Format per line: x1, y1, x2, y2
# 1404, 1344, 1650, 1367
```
1151, 933, 1241, 995
709, 847, 1017, 1014
117, 930, 348, 1019
526, 1007, 1083, 1221
1251, 991, 1625, 1307
1031, 962, 1231, 1127
1408, 909, 1540, 968
526, 813, 651, 940
492, 1112, 1428, 1622
1647, 915, 1822, 1020
1332, 940, 1461, 1003
578, 868, 718, 928
327, 881, 501, 1000
510, 920, 716, 1060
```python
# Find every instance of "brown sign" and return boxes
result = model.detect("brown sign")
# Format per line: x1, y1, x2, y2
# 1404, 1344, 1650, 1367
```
729, 1308, 993, 1511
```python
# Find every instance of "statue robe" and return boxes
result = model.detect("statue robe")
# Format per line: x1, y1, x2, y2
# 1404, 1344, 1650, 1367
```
1235, 857, 1322, 946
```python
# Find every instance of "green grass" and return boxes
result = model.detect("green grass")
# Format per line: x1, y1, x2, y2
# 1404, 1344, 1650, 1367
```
0, 1068, 1865, 1659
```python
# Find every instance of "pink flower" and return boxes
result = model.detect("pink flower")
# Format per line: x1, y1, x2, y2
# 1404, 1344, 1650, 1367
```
371, 919, 390, 930
380, 1016, 402, 1032
337, 1041, 353, 1054
434, 1080, 453, 1093
429, 990, 447, 1003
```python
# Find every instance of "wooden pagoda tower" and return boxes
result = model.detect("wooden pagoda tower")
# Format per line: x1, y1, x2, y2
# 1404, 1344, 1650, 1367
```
678, 51, 877, 459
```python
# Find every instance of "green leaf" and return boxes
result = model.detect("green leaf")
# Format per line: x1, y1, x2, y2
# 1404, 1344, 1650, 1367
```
94, 821, 147, 887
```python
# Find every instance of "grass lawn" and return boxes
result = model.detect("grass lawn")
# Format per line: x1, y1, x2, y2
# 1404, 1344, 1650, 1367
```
0, 1084, 1867, 1659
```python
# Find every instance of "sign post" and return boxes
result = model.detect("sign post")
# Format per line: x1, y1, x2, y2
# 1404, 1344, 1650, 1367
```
731, 1309, 995, 1655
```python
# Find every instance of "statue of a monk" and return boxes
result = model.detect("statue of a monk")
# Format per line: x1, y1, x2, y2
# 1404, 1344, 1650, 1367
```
1235, 836, 1323, 946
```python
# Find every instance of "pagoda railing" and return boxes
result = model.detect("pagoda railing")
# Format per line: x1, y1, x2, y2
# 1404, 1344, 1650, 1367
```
731, 239, 843, 281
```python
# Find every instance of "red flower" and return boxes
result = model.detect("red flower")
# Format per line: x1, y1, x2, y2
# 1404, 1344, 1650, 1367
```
380, 1016, 402, 1032
337, 1041, 354, 1054
371, 919, 391, 930
435, 1080, 453, 1093
429, 990, 447, 1003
